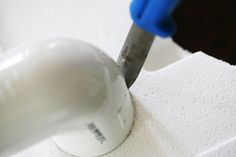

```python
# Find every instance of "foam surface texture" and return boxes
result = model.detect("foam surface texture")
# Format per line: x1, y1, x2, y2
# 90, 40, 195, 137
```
0, 0, 235, 157
129, 52, 236, 157
11, 52, 236, 157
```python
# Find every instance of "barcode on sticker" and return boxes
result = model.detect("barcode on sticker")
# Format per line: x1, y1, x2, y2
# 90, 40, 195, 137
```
87, 123, 106, 144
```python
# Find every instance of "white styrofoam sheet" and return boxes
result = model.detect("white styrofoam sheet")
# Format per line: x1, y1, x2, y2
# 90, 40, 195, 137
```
11, 52, 236, 157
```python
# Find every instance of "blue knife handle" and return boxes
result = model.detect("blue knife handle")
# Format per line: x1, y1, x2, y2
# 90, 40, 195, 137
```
130, 0, 181, 37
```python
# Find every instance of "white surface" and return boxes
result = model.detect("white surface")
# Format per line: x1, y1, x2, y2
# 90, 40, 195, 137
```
0, 0, 130, 60
0, 0, 235, 157
196, 136, 236, 157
